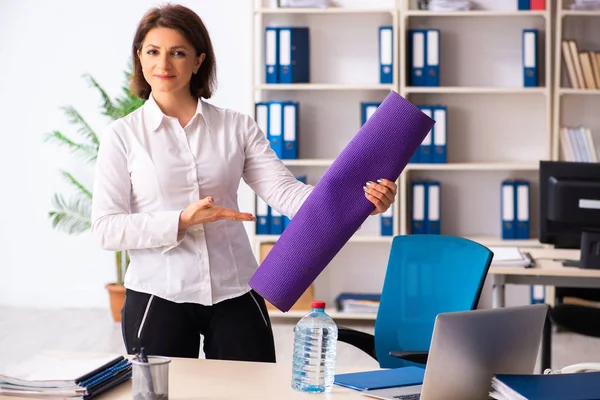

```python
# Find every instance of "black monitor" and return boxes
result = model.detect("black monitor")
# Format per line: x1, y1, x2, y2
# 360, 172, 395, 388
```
539, 160, 600, 269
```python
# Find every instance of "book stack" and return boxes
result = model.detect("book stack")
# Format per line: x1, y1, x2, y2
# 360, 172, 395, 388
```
560, 125, 598, 162
0, 352, 131, 399
561, 40, 600, 89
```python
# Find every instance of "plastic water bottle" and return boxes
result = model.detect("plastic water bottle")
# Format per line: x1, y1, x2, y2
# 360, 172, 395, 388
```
291, 300, 338, 393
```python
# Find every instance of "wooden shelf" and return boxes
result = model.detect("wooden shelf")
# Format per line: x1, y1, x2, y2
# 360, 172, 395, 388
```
404, 86, 548, 94
559, 88, 600, 96
560, 10, 600, 17
256, 7, 395, 15
464, 236, 543, 248
268, 309, 377, 321
406, 162, 538, 171
255, 234, 393, 244
282, 159, 333, 167
256, 83, 395, 91
405, 10, 548, 18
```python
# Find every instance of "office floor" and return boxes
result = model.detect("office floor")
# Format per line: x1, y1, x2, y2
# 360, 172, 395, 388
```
1, 306, 600, 372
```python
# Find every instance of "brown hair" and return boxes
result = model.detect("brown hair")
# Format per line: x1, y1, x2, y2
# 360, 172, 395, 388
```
130, 4, 217, 100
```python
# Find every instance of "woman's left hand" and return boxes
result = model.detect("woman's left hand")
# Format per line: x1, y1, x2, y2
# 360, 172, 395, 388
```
364, 178, 398, 215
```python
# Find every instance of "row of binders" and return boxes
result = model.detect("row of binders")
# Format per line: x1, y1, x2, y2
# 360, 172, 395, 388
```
265, 26, 394, 84
362, 103, 448, 164
409, 29, 539, 87
517, 0, 546, 10
501, 180, 530, 240
255, 176, 394, 237
411, 181, 441, 235
255, 176, 306, 235
561, 40, 600, 90
255, 101, 299, 159
560, 125, 598, 162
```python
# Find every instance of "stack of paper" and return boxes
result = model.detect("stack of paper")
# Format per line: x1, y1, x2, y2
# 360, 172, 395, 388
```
570, 0, 600, 10
488, 247, 532, 267
428, 0, 472, 11
0, 351, 131, 399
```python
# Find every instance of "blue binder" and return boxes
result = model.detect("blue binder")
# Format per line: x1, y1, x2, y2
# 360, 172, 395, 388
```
268, 102, 284, 159
282, 101, 298, 159
256, 195, 270, 235
432, 105, 447, 163
515, 180, 530, 239
530, 285, 545, 304
334, 367, 425, 391
380, 206, 393, 236
255, 102, 270, 138
411, 181, 426, 234
265, 27, 279, 83
517, 0, 530, 10
501, 180, 516, 240
492, 371, 600, 399
269, 206, 283, 235
523, 29, 538, 87
409, 30, 427, 87
426, 29, 440, 87
379, 26, 393, 84
426, 181, 441, 234
283, 176, 306, 230
418, 106, 433, 163
278, 27, 310, 84
361, 102, 380, 126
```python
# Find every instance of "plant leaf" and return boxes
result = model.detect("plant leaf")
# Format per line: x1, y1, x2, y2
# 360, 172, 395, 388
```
48, 194, 92, 235
84, 74, 122, 120
44, 130, 98, 163
61, 171, 92, 199
61, 106, 99, 149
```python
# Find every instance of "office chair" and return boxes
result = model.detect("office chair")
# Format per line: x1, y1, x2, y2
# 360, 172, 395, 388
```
337, 235, 494, 369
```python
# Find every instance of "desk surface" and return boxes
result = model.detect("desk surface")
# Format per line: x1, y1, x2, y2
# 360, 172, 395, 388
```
489, 247, 600, 278
0, 358, 368, 400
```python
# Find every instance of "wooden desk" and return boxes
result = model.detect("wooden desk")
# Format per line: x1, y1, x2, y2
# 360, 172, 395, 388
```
0, 358, 367, 400
488, 247, 600, 308
488, 247, 600, 372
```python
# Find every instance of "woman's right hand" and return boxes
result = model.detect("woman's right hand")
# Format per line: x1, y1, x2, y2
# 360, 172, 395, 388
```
179, 197, 256, 230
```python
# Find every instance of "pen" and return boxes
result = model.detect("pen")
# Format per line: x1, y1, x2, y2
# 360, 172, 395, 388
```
139, 347, 156, 397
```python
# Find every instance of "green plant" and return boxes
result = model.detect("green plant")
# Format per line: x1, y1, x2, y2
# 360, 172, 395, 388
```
46, 65, 144, 285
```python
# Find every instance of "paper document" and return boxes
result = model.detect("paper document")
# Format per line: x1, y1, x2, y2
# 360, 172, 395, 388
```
489, 247, 532, 267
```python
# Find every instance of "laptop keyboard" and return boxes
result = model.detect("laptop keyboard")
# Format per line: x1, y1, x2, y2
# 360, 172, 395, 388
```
393, 395, 420, 400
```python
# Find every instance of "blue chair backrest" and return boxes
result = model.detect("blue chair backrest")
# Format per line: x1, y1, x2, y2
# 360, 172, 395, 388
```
374, 235, 493, 368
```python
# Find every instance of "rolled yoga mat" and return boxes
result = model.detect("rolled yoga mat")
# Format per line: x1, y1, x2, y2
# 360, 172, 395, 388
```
249, 91, 436, 312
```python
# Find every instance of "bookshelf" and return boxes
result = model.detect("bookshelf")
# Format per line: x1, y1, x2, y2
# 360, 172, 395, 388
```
552, 0, 600, 161
251, 0, 553, 320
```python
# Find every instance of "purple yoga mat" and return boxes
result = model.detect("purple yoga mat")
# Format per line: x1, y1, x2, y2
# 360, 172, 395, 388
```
249, 91, 435, 312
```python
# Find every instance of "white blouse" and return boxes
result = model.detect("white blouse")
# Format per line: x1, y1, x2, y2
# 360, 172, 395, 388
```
91, 94, 313, 305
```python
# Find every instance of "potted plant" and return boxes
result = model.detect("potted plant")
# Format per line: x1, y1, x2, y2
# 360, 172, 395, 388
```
46, 66, 144, 322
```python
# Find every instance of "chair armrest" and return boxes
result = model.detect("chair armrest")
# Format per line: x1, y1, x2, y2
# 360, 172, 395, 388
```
389, 350, 428, 365
337, 327, 377, 360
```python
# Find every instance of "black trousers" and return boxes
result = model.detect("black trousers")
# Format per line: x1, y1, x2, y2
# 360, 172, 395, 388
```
121, 288, 276, 362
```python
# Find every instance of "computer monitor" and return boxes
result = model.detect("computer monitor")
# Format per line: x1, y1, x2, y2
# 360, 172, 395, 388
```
539, 160, 600, 269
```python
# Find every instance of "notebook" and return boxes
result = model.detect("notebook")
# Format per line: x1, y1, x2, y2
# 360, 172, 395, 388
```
489, 247, 533, 267
490, 371, 600, 400
0, 351, 125, 389
334, 366, 425, 391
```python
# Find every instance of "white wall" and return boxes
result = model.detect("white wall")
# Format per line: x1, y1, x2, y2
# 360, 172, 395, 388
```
0, 0, 254, 308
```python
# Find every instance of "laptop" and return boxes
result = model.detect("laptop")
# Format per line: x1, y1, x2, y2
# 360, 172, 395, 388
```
362, 304, 549, 400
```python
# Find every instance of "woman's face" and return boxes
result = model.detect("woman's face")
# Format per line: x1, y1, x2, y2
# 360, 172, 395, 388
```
137, 27, 204, 96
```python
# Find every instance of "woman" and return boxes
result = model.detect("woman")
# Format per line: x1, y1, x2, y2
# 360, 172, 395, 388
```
91, 4, 397, 362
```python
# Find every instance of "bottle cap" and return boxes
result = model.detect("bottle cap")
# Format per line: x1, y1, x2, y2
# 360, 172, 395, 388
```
312, 300, 326, 309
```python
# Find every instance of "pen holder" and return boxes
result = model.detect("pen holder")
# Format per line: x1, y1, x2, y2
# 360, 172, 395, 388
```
132, 356, 171, 400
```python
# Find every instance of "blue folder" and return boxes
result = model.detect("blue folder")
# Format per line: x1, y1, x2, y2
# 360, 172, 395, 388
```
334, 366, 425, 391
493, 371, 600, 399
